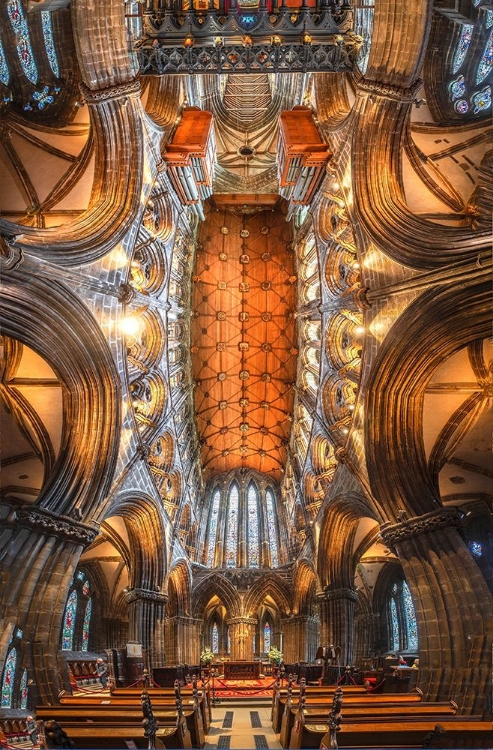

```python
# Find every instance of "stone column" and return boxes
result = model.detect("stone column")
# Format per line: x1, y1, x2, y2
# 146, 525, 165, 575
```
0, 502, 98, 704
227, 618, 257, 661
125, 588, 168, 668
165, 616, 202, 665
281, 616, 320, 663
318, 587, 358, 666
353, 614, 379, 665
381, 508, 493, 714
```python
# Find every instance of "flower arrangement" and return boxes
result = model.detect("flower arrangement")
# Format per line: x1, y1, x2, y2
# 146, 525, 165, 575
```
200, 647, 214, 665
268, 646, 283, 665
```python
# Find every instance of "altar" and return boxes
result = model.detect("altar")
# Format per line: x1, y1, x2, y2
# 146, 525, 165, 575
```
223, 661, 261, 679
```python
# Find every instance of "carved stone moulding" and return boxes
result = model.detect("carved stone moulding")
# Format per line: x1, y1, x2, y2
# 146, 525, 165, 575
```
323, 587, 358, 602
124, 587, 169, 604
380, 507, 464, 550
80, 79, 142, 105
358, 77, 423, 103
14, 505, 98, 547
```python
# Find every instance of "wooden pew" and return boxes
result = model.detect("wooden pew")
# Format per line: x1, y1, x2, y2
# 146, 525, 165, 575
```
109, 682, 212, 730
48, 723, 191, 749
280, 697, 458, 747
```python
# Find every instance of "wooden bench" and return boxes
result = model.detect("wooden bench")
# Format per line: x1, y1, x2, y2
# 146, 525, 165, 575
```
0, 718, 36, 748
46, 723, 191, 749
289, 717, 493, 749
109, 684, 212, 728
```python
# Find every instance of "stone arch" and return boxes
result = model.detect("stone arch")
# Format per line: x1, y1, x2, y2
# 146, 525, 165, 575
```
243, 573, 292, 618
0, 268, 120, 519
192, 573, 242, 619
102, 492, 167, 592
167, 560, 192, 618
292, 560, 318, 616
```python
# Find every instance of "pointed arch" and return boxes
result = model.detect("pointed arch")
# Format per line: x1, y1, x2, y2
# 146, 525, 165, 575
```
247, 481, 260, 568
243, 573, 292, 617
167, 560, 192, 618
292, 559, 318, 616
192, 573, 242, 618
225, 482, 240, 568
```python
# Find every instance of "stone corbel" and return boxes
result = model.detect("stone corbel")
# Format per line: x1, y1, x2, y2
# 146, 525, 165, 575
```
380, 507, 465, 551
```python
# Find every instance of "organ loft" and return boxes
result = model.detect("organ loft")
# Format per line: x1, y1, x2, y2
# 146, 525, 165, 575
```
0, 0, 492, 747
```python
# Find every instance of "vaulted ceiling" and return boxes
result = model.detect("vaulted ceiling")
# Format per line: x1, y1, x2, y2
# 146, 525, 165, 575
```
191, 202, 297, 482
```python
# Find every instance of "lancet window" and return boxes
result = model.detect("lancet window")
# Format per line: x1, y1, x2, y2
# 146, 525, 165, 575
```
387, 578, 419, 653
61, 571, 94, 651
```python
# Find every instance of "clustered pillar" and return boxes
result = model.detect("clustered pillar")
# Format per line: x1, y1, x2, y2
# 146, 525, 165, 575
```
318, 587, 358, 666
125, 589, 168, 667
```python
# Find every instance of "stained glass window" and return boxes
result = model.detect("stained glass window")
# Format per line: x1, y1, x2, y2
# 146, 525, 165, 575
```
452, 24, 474, 74
62, 590, 78, 650
265, 489, 279, 568
82, 579, 90, 596
476, 29, 493, 84
82, 598, 92, 652
7, 0, 38, 85
0, 41, 9, 87
41, 11, 60, 77
205, 488, 221, 566
403, 581, 418, 651
225, 484, 239, 568
211, 623, 219, 654
226, 628, 231, 654
470, 541, 483, 557
20, 669, 28, 709
486, 9, 493, 30
247, 484, 260, 568
389, 597, 399, 652
263, 622, 271, 653
1, 649, 17, 708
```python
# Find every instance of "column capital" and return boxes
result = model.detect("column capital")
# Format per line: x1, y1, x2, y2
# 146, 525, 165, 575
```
80, 79, 141, 104
124, 587, 168, 605
322, 587, 358, 603
357, 76, 423, 103
14, 505, 98, 548
380, 507, 464, 550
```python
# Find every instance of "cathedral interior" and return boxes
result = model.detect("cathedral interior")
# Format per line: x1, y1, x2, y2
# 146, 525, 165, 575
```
0, 0, 493, 745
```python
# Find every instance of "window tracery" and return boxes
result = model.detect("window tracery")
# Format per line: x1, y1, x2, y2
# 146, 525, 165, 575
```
1, 649, 17, 708
206, 488, 221, 567
61, 590, 78, 650
247, 484, 260, 568
7, 0, 38, 85
19, 668, 28, 709
41, 11, 60, 78
263, 621, 271, 653
211, 622, 219, 653
61, 572, 93, 651
225, 484, 239, 568
265, 489, 279, 568
387, 578, 418, 653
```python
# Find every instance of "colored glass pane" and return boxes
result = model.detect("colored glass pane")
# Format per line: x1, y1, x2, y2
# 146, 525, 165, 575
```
403, 581, 418, 651
212, 623, 219, 654
472, 85, 491, 112
470, 541, 483, 557
486, 10, 493, 30
227, 628, 230, 654
82, 598, 92, 652
265, 489, 279, 568
205, 488, 221, 566
41, 11, 60, 77
0, 41, 9, 86
476, 29, 493, 83
7, 0, 38, 85
20, 669, 28, 709
452, 24, 473, 74
1, 649, 17, 708
247, 484, 259, 568
449, 74, 466, 101
82, 580, 90, 596
62, 590, 77, 650
225, 484, 239, 568
76, 570, 85, 581
390, 597, 399, 652
263, 622, 271, 653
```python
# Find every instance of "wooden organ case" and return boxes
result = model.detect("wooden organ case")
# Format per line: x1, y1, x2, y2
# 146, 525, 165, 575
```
278, 106, 332, 210
162, 107, 216, 219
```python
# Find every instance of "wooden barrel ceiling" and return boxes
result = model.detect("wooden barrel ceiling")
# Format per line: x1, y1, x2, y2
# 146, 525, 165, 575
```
191, 202, 297, 482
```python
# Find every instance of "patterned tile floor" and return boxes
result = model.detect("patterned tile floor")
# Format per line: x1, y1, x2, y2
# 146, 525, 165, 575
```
204, 704, 281, 750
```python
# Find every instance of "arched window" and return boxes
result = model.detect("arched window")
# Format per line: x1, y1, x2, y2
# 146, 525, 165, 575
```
82, 598, 92, 652
387, 579, 418, 652
61, 589, 78, 650
211, 623, 219, 654
402, 582, 418, 651
205, 487, 221, 566
226, 628, 231, 654
1, 649, 17, 708
263, 622, 271, 653
0, 40, 10, 86
225, 484, 239, 568
19, 669, 28, 709
247, 483, 260, 568
41, 11, 60, 77
7, 0, 38, 85
265, 489, 279, 568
